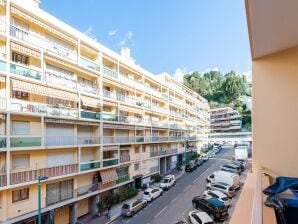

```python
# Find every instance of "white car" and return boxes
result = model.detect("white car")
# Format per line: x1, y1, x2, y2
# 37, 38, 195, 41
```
188, 211, 214, 224
206, 182, 236, 198
202, 190, 232, 207
159, 175, 176, 190
142, 187, 163, 202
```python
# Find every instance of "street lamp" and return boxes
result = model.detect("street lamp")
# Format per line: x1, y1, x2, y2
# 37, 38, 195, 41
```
38, 176, 48, 224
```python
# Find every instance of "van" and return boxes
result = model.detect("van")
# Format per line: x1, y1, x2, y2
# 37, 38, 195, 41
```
159, 175, 176, 190
206, 170, 240, 190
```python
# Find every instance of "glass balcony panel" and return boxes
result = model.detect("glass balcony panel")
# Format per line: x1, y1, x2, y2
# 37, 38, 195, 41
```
10, 63, 41, 80
46, 136, 76, 147
80, 161, 100, 171
103, 66, 118, 79
81, 110, 100, 120
77, 137, 100, 145
10, 137, 42, 147
103, 158, 118, 167
79, 56, 100, 72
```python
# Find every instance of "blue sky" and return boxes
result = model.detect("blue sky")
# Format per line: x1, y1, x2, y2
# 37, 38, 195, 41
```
41, 0, 251, 80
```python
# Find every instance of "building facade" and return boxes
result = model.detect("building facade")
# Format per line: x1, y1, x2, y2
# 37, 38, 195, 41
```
210, 107, 241, 133
0, 0, 210, 223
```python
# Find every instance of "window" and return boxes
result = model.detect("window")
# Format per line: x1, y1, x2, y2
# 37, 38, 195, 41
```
12, 188, 29, 202
46, 179, 73, 205
142, 163, 146, 169
12, 154, 29, 169
134, 163, 140, 171
12, 52, 29, 65
142, 148, 146, 153
12, 121, 30, 135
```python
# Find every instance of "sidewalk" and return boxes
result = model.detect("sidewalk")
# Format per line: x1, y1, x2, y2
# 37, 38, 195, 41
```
79, 168, 185, 224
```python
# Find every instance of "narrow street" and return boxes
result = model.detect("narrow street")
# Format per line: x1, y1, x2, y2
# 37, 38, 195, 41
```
112, 148, 244, 224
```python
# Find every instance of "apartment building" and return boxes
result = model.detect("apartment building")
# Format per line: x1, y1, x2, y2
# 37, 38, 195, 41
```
231, 0, 298, 223
210, 107, 242, 133
0, 0, 210, 223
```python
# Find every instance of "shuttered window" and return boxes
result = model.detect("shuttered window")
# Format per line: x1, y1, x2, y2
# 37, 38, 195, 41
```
12, 121, 30, 135
12, 154, 29, 169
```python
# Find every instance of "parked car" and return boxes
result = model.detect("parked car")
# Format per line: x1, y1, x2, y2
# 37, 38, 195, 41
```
220, 166, 239, 175
202, 155, 209, 162
159, 175, 176, 190
194, 158, 204, 167
206, 170, 241, 190
236, 158, 247, 167
221, 163, 241, 175
202, 190, 232, 207
121, 199, 147, 217
230, 160, 245, 171
186, 160, 197, 172
206, 182, 236, 198
188, 211, 214, 224
143, 187, 163, 202
192, 196, 229, 222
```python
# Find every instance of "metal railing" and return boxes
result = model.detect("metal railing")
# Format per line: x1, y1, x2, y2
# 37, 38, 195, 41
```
150, 148, 178, 157
77, 136, 100, 145
79, 56, 100, 72
103, 136, 191, 145
120, 155, 130, 163
103, 66, 118, 79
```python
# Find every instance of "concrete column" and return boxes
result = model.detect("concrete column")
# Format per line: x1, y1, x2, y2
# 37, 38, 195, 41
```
164, 156, 167, 174
49, 209, 54, 224
90, 195, 99, 215
69, 203, 78, 224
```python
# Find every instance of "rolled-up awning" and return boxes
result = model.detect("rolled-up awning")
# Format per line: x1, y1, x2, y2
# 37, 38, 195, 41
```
103, 100, 117, 107
81, 95, 100, 108
11, 42, 41, 59
100, 168, 118, 183
118, 104, 143, 114
11, 79, 78, 102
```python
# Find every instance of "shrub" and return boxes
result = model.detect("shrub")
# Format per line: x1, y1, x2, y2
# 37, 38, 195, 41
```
127, 187, 138, 198
152, 174, 162, 183
97, 200, 106, 215
113, 193, 121, 204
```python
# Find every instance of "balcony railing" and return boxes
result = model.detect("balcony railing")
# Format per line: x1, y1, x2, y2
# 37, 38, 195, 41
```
79, 56, 100, 72
0, 137, 6, 148
120, 155, 130, 163
10, 63, 41, 80
46, 105, 78, 118
150, 148, 178, 157
10, 25, 77, 62
0, 19, 5, 33
103, 136, 188, 145
116, 174, 129, 184
80, 161, 101, 171
78, 136, 100, 145
46, 136, 76, 147
81, 110, 100, 120
0, 174, 7, 187
103, 66, 118, 79
103, 158, 118, 167
10, 164, 78, 185
0, 60, 6, 72
10, 136, 42, 148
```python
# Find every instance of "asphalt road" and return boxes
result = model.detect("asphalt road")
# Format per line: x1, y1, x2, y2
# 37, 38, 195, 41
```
112, 149, 237, 224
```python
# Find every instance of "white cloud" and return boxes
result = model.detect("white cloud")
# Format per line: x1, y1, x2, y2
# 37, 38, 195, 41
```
119, 31, 135, 47
108, 29, 118, 36
204, 67, 220, 73
243, 70, 252, 82
173, 67, 188, 82
83, 26, 97, 41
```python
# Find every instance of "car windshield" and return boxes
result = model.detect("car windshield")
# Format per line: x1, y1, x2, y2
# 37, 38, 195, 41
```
122, 204, 130, 209
161, 179, 169, 183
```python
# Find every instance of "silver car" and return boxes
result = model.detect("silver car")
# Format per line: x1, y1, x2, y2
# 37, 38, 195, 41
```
121, 199, 147, 217
206, 182, 236, 198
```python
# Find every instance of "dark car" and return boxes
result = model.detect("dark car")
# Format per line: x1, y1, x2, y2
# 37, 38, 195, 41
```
185, 160, 197, 172
192, 196, 229, 222
231, 161, 245, 171
194, 158, 204, 168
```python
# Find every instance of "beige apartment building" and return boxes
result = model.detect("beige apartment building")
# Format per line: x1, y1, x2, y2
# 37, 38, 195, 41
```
0, 0, 210, 223
231, 0, 298, 223
210, 107, 242, 133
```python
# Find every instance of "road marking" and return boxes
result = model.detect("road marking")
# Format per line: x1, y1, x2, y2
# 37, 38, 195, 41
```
183, 185, 191, 192
170, 194, 181, 204
201, 167, 210, 177
154, 206, 168, 218
193, 176, 200, 183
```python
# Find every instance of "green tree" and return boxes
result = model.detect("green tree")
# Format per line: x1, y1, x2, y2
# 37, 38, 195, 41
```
222, 71, 246, 102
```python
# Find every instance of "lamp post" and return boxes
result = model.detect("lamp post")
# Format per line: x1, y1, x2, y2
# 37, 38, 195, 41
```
38, 176, 48, 224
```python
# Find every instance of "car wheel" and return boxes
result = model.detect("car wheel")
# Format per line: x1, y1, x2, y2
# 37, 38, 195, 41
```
131, 211, 135, 217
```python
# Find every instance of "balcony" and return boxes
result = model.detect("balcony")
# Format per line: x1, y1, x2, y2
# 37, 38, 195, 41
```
0, 19, 5, 33
80, 161, 101, 171
0, 174, 6, 187
120, 155, 130, 163
79, 56, 100, 72
10, 164, 78, 185
9, 98, 79, 119
78, 136, 100, 145
0, 137, 6, 148
150, 148, 178, 157
119, 73, 143, 90
10, 25, 77, 62
10, 136, 42, 148
103, 66, 118, 79
46, 136, 76, 147
10, 63, 41, 80
116, 174, 129, 184
0, 59, 6, 72
103, 158, 118, 167
80, 110, 100, 120
103, 90, 117, 100
103, 136, 186, 145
